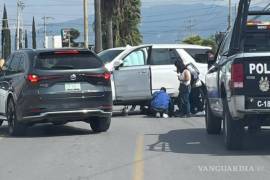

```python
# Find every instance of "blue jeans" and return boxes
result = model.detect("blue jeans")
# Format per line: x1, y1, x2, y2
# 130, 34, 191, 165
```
178, 84, 191, 115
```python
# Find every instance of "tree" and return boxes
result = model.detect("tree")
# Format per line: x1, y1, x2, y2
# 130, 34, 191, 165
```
101, 0, 117, 49
101, 0, 142, 49
1, 4, 11, 59
32, 17, 36, 49
113, 0, 142, 47
95, 0, 102, 53
19, 28, 23, 49
25, 30, 28, 48
183, 35, 218, 53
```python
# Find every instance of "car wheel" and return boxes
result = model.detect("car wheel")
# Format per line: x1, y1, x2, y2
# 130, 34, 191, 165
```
205, 100, 222, 134
223, 99, 244, 150
90, 117, 111, 133
0, 120, 3, 126
7, 99, 26, 136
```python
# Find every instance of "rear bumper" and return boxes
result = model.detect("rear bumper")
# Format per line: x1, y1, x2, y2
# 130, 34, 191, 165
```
20, 109, 112, 124
228, 95, 270, 119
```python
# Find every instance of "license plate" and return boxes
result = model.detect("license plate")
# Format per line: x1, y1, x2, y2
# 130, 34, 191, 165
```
246, 97, 270, 109
65, 83, 81, 91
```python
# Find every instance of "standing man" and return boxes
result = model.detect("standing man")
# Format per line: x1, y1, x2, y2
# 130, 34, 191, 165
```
175, 60, 192, 117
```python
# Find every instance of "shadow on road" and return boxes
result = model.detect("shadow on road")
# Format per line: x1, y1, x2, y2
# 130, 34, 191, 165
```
0, 123, 93, 138
146, 128, 270, 155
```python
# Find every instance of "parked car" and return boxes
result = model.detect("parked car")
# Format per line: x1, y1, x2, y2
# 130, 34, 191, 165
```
0, 49, 112, 136
98, 44, 211, 113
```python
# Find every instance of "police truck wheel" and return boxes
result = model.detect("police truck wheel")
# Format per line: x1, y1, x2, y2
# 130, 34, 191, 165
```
90, 117, 111, 133
223, 100, 244, 150
205, 100, 222, 134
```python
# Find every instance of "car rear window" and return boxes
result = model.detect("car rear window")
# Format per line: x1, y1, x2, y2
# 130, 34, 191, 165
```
244, 15, 270, 52
35, 51, 103, 70
244, 31, 270, 52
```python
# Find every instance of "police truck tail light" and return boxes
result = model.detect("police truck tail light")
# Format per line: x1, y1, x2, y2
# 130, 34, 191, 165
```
28, 74, 40, 83
231, 64, 244, 89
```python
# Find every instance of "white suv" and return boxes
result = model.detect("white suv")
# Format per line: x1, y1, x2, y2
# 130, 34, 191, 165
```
98, 44, 211, 109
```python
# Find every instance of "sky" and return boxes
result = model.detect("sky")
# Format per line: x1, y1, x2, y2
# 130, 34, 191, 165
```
0, 0, 268, 29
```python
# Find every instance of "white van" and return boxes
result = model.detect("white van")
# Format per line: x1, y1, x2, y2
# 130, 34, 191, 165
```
98, 44, 211, 109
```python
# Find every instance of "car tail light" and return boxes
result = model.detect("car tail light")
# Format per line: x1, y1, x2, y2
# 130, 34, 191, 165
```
54, 50, 80, 55
28, 74, 40, 83
104, 72, 111, 80
84, 73, 111, 80
231, 64, 244, 89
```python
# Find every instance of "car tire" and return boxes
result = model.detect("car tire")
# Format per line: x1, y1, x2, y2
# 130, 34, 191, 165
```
190, 86, 206, 114
205, 100, 222, 134
7, 99, 26, 136
90, 117, 111, 133
0, 120, 3, 126
223, 99, 244, 150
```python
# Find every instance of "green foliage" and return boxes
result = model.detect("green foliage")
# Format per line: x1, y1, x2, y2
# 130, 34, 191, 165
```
183, 35, 218, 53
1, 4, 11, 59
101, 0, 142, 48
113, 0, 142, 47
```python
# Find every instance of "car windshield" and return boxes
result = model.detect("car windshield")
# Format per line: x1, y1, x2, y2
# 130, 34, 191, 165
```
35, 53, 103, 70
98, 49, 124, 63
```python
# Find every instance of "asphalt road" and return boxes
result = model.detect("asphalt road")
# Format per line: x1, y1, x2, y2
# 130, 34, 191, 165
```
0, 114, 270, 180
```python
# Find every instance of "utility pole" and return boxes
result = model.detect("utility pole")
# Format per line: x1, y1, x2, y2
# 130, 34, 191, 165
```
83, 0, 89, 49
42, 16, 54, 48
228, 0, 232, 30
16, 0, 24, 50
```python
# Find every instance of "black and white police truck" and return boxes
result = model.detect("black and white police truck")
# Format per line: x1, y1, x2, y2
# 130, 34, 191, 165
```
205, 0, 270, 150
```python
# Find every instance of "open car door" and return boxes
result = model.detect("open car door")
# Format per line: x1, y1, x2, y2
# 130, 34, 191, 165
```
113, 46, 152, 103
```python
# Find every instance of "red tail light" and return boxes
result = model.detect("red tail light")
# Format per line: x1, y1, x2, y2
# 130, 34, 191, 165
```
84, 73, 111, 80
54, 50, 80, 55
231, 64, 244, 89
104, 73, 111, 80
28, 74, 40, 83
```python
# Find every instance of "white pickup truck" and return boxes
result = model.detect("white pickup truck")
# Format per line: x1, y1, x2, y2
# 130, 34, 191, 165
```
98, 44, 211, 109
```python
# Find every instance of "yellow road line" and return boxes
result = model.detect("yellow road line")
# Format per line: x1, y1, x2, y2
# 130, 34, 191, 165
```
133, 135, 144, 180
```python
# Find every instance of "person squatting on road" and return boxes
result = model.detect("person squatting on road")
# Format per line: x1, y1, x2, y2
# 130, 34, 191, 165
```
150, 87, 172, 118
175, 60, 192, 117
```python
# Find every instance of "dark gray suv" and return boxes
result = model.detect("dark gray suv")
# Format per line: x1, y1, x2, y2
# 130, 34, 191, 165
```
0, 49, 112, 136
